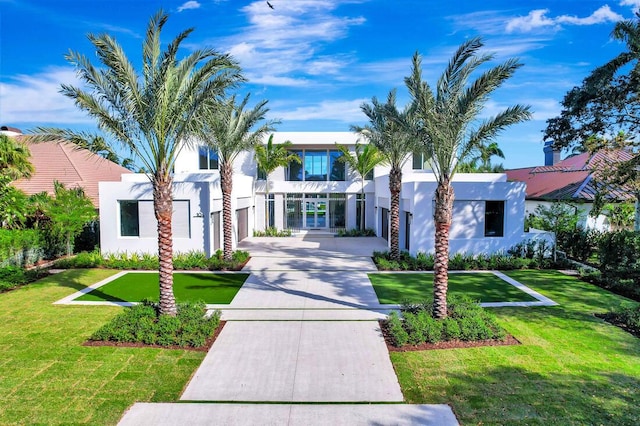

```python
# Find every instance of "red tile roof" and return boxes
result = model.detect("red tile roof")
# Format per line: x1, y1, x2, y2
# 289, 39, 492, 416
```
11, 138, 131, 208
505, 150, 635, 202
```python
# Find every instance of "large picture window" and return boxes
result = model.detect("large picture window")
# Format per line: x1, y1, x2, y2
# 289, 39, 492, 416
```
485, 201, 505, 237
286, 150, 344, 181
119, 200, 191, 238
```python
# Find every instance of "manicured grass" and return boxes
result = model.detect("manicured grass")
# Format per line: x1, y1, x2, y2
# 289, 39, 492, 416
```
369, 272, 537, 304
76, 272, 249, 303
391, 270, 640, 425
0, 269, 206, 425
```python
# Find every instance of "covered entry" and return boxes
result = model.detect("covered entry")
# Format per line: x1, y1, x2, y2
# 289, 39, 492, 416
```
285, 193, 345, 231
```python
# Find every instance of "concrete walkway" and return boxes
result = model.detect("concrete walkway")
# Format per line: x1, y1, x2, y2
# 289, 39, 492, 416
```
118, 236, 459, 425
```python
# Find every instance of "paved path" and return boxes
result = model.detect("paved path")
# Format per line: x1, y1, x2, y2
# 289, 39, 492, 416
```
119, 236, 459, 425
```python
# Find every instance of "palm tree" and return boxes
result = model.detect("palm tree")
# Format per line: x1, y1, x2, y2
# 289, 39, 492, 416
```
335, 141, 383, 230
406, 38, 531, 319
254, 134, 300, 229
200, 94, 276, 260
58, 11, 243, 315
352, 90, 417, 260
0, 134, 34, 181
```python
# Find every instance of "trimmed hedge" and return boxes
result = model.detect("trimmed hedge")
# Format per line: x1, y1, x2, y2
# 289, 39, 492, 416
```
53, 249, 250, 271
90, 300, 221, 348
384, 295, 506, 347
0, 266, 49, 293
373, 250, 547, 271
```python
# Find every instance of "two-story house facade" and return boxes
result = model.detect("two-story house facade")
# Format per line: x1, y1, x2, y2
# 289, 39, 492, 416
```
99, 132, 531, 256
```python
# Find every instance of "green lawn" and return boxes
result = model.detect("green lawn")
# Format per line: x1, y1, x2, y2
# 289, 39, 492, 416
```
0, 269, 207, 425
369, 272, 538, 304
75, 272, 249, 303
391, 270, 640, 425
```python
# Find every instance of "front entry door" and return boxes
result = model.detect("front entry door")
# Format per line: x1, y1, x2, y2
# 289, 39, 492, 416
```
305, 200, 327, 228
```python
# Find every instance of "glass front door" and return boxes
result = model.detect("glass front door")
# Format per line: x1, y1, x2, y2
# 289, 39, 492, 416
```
305, 200, 327, 228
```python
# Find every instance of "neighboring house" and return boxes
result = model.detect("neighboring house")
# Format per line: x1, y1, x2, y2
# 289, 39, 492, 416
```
99, 132, 531, 256
505, 141, 635, 230
9, 135, 132, 209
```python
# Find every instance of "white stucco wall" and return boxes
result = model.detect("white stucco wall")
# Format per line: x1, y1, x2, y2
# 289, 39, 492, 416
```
374, 173, 527, 255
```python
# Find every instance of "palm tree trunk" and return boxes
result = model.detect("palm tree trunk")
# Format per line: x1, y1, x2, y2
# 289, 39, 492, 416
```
220, 162, 233, 261
433, 180, 454, 319
154, 174, 177, 316
360, 179, 365, 231
264, 177, 270, 230
389, 167, 402, 260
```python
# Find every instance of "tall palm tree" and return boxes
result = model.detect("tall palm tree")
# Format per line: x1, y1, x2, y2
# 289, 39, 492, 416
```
254, 134, 300, 229
58, 11, 243, 315
352, 90, 417, 260
201, 94, 276, 260
0, 134, 34, 181
335, 141, 384, 230
406, 38, 531, 319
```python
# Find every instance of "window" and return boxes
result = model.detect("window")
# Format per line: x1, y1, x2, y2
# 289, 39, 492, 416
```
286, 150, 345, 181
485, 201, 505, 237
198, 146, 218, 170
257, 167, 267, 180
118, 200, 191, 238
412, 151, 428, 170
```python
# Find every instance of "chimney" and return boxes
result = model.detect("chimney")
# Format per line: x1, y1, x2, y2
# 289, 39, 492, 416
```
543, 140, 560, 166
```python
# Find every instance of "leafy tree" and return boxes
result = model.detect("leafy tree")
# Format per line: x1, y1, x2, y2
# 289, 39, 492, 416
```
43, 181, 97, 256
544, 14, 640, 230
57, 10, 243, 315
525, 202, 581, 260
352, 90, 417, 260
336, 141, 384, 229
254, 134, 299, 228
0, 134, 34, 181
407, 38, 531, 319
0, 134, 34, 229
200, 94, 276, 260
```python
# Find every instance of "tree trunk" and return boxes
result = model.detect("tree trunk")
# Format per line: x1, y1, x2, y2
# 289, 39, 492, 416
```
264, 177, 270, 230
360, 179, 366, 231
220, 162, 234, 261
433, 180, 454, 319
154, 174, 177, 316
635, 194, 640, 232
389, 167, 402, 260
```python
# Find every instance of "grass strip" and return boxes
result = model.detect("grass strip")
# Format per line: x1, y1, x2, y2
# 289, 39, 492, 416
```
369, 272, 537, 304
76, 272, 249, 304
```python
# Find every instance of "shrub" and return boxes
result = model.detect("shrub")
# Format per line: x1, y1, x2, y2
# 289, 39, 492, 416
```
600, 303, 640, 337
0, 266, 49, 293
0, 229, 45, 267
90, 299, 221, 348
253, 227, 292, 237
336, 228, 376, 237
384, 295, 507, 347
373, 250, 538, 271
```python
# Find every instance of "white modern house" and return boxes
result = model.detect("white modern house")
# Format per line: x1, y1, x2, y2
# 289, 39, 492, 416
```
99, 132, 531, 256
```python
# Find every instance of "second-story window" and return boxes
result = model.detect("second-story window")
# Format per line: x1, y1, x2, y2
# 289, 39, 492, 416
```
413, 151, 428, 170
199, 146, 219, 170
286, 149, 345, 181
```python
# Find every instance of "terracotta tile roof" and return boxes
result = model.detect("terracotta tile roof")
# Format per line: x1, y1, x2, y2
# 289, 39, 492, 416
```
505, 150, 635, 202
11, 138, 131, 208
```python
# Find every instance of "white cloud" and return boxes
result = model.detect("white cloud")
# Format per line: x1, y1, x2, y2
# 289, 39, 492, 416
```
506, 6, 623, 33
178, 1, 201, 12
620, 0, 640, 12
273, 99, 368, 122
0, 67, 92, 125
198, 1, 367, 88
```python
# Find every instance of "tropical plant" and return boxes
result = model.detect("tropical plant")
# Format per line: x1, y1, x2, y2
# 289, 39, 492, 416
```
55, 10, 243, 315
406, 37, 531, 318
336, 141, 384, 230
352, 90, 417, 260
254, 134, 299, 228
0, 134, 33, 229
545, 14, 640, 230
44, 181, 97, 256
200, 94, 276, 260
458, 141, 506, 172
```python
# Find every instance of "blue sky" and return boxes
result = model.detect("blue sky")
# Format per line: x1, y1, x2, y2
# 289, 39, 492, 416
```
1, 0, 638, 168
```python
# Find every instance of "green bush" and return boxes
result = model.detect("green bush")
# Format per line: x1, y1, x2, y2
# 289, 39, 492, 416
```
600, 303, 640, 337
557, 228, 602, 263
253, 227, 293, 237
384, 295, 506, 347
0, 229, 45, 267
598, 231, 640, 280
336, 228, 376, 237
373, 250, 538, 271
0, 266, 49, 293
90, 299, 221, 348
